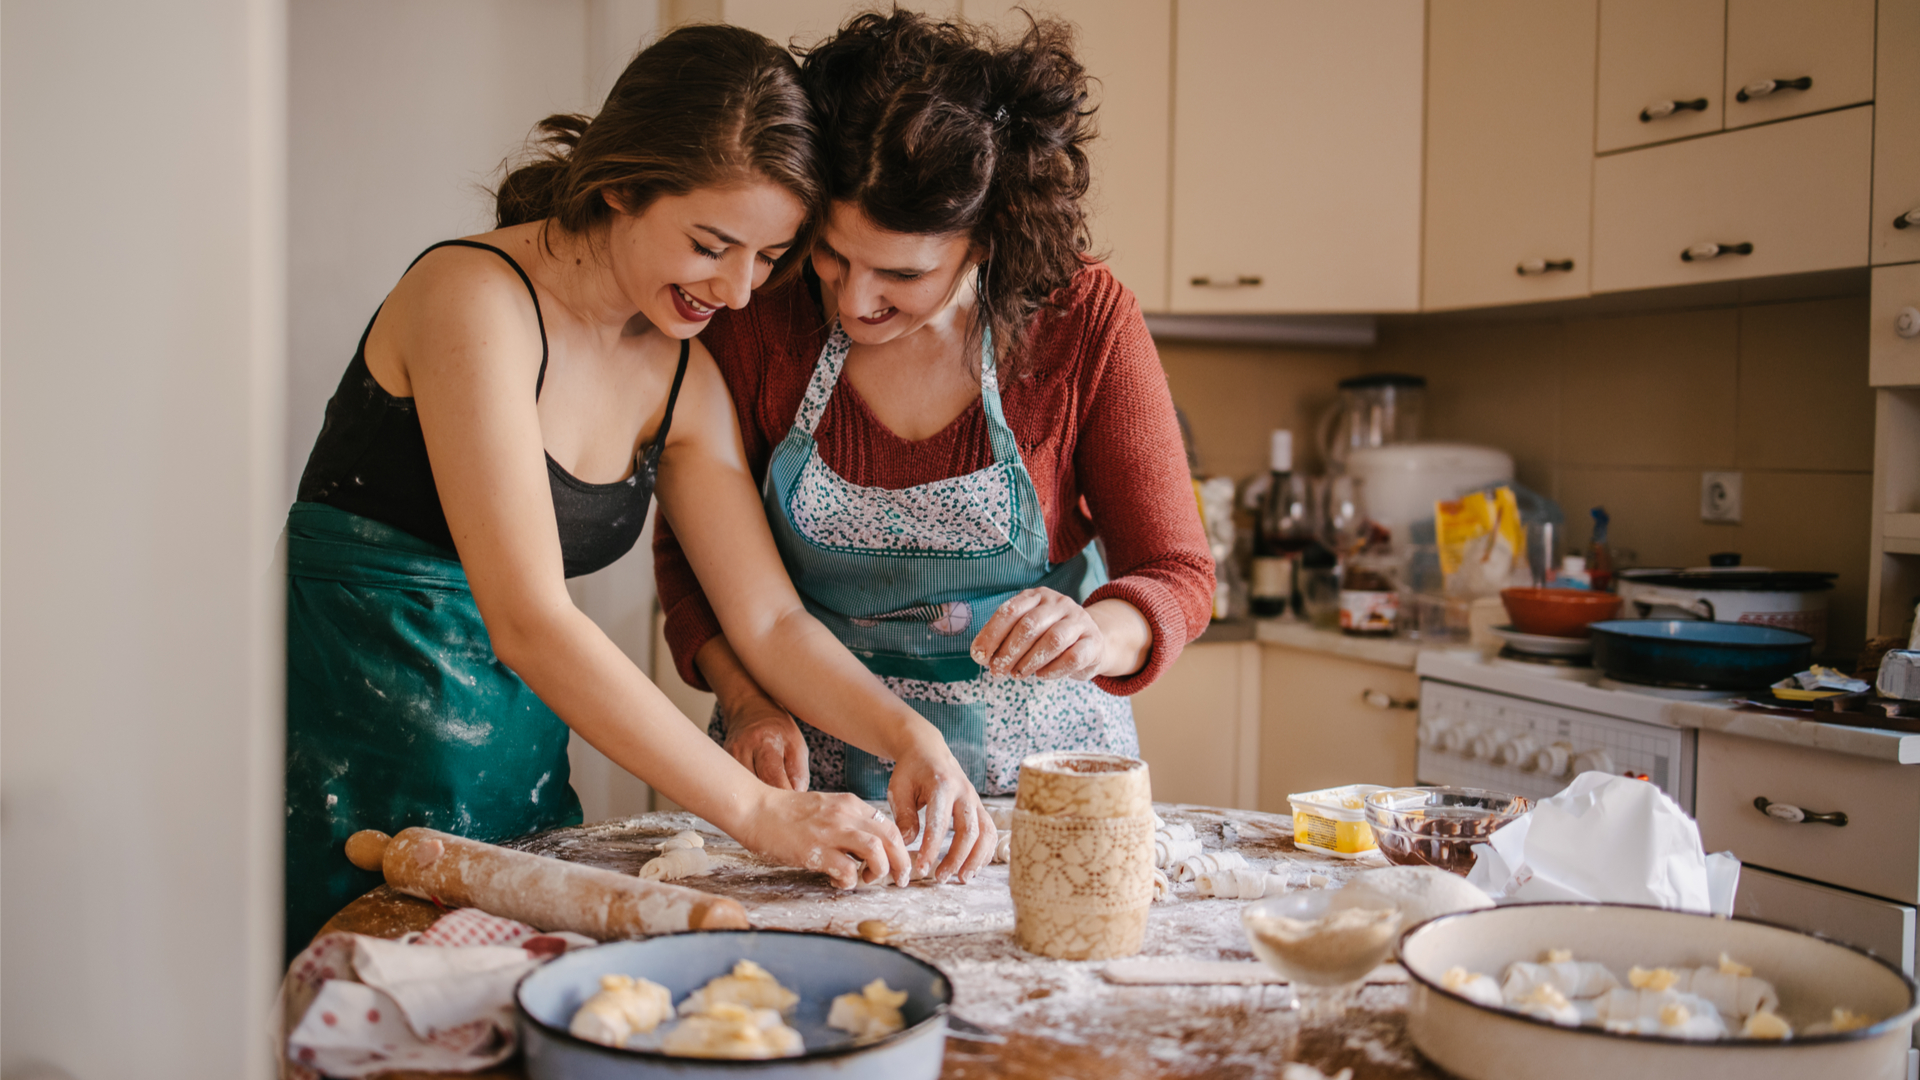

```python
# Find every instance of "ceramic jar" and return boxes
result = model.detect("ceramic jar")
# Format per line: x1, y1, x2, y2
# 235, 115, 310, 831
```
1008, 752, 1155, 960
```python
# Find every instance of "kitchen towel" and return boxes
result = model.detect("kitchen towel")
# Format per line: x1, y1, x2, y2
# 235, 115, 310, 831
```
278, 908, 594, 1078
1465, 771, 1740, 915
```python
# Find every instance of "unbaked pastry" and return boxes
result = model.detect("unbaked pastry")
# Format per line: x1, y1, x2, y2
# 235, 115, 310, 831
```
661, 1002, 804, 1059
679, 959, 800, 1016
1440, 966, 1503, 1009
1195, 868, 1288, 900
1172, 850, 1248, 882
826, 978, 909, 1042
639, 845, 711, 881
567, 973, 673, 1047
1150, 866, 1173, 903
1502, 960, 1620, 1002
1592, 987, 1727, 1039
1510, 982, 1581, 1026
1667, 961, 1778, 1020
1741, 1009, 1793, 1040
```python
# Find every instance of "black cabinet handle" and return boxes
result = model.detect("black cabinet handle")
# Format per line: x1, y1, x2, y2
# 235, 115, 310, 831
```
1641, 98, 1709, 122
1895, 209, 1920, 230
1682, 242, 1754, 262
1755, 796, 1847, 827
1516, 258, 1575, 276
1737, 77, 1812, 103
1189, 275, 1263, 288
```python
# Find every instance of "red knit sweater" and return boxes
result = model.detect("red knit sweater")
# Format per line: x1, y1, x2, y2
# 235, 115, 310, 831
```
653, 263, 1214, 697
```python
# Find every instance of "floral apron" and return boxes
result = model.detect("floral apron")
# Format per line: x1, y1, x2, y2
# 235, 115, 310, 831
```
739, 321, 1137, 797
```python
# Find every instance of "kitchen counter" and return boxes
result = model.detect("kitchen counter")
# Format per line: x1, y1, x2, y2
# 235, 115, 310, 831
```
304, 805, 1442, 1080
1255, 617, 1424, 670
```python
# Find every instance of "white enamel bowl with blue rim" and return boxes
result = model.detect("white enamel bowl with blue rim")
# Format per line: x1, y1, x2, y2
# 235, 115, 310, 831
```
515, 930, 951, 1079
1399, 902, 1920, 1080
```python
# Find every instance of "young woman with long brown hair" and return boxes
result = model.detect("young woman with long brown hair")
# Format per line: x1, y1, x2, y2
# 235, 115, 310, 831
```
283, 24, 992, 962
654, 12, 1213, 806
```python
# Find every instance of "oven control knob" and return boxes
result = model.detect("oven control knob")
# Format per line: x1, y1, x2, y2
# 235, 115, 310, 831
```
1418, 718, 1448, 748
1531, 743, 1573, 778
1572, 749, 1616, 777
1438, 725, 1473, 754
1464, 732, 1497, 761
1493, 735, 1538, 766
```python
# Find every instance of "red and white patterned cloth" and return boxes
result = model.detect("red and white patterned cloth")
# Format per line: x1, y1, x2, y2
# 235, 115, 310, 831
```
276, 909, 594, 1079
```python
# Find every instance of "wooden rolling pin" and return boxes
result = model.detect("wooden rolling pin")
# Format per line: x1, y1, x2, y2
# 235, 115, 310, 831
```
345, 827, 748, 937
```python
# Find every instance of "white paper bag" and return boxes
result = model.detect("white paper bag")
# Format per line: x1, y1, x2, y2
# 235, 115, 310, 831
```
1467, 772, 1740, 915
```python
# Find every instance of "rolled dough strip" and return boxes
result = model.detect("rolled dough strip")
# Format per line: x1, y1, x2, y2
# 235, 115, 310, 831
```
354, 827, 748, 937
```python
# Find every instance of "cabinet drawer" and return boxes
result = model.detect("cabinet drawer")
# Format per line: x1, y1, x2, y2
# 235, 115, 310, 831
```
1723, 0, 1875, 132
1595, 0, 1725, 153
1736, 865, 1916, 975
1872, 263, 1920, 388
1591, 107, 1872, 293
1697, 729, 1920, 905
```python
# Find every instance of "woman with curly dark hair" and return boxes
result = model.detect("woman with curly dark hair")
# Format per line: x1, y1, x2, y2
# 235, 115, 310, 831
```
654, 10, 1213, 818
283, 23, 995, 962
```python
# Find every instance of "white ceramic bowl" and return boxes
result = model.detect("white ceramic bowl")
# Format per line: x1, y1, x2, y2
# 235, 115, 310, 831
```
1399, 903, 1920, 1080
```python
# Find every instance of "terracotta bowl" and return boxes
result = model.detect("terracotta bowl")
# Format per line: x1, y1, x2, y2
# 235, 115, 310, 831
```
1500, 587, 1622, 638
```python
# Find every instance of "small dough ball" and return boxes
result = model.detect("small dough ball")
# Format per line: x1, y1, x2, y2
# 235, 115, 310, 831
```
1329, 866, 1493, 930
679, 959, 800, 1016
568, 974, 673, 1047
662, 1002, 804, 1059
827, 978, 909, 1041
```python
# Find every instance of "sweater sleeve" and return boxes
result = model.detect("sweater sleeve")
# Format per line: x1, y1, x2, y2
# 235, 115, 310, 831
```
1071, 279, 1217, 697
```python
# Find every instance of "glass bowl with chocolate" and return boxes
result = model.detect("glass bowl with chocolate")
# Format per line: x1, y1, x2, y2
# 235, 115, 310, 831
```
1364, 786, 1529, 876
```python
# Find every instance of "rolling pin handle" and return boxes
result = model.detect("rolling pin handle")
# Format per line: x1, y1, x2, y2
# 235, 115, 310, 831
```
344, 829, 392, 872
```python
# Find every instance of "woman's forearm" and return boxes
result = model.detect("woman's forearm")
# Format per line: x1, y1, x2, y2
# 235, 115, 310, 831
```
723, 611, 944, 764
1088, 598, 1153, 678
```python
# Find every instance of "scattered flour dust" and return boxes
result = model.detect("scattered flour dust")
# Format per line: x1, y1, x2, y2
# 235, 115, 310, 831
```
511, 803, 1425, 1079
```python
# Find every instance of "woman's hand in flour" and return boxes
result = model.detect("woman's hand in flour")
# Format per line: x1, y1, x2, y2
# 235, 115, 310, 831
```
885, 729, 997, 884
722, 697, 810, 791
973, 589, 1152, 680
742, 789, 911, 889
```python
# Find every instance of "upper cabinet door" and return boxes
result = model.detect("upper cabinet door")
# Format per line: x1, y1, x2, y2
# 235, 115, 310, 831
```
1424, 0, 1597, 311
1595, 0, 1725, 153
1591, 107, 1873, 293
1723, 0, 1875, 130
1169, 0, 1424, 314
723, 0, 961, 48
963, 0, 1174, 311
1875, 0, 1920, 267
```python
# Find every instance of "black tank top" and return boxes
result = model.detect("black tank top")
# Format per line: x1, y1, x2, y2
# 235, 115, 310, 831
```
296, 240, 688, 578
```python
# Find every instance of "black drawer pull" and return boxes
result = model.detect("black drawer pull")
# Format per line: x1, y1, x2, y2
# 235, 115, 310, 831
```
1189, 275, 1263, 288
1736, 77, 1812, 103
1516, 258, 1575, 276
1641, 98, 1709, 122
1894, 209, 1919, 230
1754, 796, 1847, 827
1682, 242, 1753, 262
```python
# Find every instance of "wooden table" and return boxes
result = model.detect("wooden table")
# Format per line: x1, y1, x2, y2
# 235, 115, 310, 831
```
312, 805, 1442, 1080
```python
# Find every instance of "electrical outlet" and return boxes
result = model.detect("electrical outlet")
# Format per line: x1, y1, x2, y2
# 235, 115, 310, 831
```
1701, 471, 1742, 524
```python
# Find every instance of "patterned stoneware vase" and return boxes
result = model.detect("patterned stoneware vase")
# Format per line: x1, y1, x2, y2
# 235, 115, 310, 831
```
1009, 751, 1155, 960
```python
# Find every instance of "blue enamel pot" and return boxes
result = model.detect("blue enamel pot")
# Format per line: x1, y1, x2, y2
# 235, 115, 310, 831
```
1588, 619, 1813, 690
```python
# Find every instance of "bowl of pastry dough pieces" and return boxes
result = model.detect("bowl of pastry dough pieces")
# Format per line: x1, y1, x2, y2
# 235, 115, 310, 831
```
515, 929, 951, 1078
1398, 902, 1920, 1080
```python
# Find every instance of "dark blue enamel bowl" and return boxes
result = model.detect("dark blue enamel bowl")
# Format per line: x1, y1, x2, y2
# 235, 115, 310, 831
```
1589, 619, 1813, 691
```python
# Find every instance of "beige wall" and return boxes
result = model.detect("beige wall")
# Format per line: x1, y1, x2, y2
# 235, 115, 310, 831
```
1160, 295, 1876, 658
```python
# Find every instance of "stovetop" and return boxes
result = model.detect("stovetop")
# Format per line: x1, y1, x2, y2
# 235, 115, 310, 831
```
1418, 647, 1741, 724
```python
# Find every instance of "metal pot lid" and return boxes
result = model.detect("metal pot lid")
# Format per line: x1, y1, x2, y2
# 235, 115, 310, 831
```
1622, 569, 1836, 592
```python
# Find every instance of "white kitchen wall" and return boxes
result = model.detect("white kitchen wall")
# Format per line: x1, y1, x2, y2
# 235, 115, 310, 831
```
288, 0, 662, 823
2, 0, 286, 1075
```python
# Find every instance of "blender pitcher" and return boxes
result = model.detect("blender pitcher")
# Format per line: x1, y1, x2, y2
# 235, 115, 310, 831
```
1319, 373, 1426, 473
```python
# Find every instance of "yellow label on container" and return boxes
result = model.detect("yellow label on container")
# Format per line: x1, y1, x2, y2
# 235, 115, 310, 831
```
1293, 812, 1377, 854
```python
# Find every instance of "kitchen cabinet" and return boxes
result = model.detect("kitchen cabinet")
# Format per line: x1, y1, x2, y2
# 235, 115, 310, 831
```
1168, 0, 1424, 315
1696, 728, 1920, 905
1130, 640, 1260, 809
1423, 0, 1596, 311
1590, 107, 1872, 294
1595, 0, 1726, 153
1722, 0, 1875, 132
959, 0, 1173, 311
1258, 644, 1418, 813
1876, 0, 1920, 268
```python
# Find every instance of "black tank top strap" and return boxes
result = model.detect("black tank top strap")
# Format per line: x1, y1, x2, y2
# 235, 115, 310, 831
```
404, 239, 552, 399
654, 338, 693, 450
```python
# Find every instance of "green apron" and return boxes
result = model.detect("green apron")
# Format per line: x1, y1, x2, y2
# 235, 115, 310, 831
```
754, 321, 1137, 799
283, 502, 580, 961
